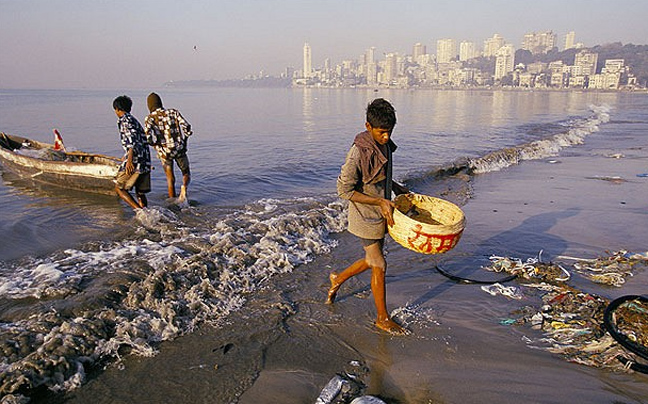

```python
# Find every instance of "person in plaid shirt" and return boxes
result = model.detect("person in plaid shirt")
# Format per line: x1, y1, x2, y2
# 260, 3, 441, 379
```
112, 95, 151, 211
144, 92, 193, 202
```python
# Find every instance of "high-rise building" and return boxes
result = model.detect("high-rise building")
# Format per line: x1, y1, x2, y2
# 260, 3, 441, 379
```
483, 34, 505, 57
366, 47, 376, 65
436, 38, 456, 63
384, 53, 398, 83
494, 44, 515, 80
367, 62, 377, 85
522, 31, 557, 54
564, 31, 576, 50
413, 42, 427, 64
459, 41, 478, 61
303, 42, 312, 79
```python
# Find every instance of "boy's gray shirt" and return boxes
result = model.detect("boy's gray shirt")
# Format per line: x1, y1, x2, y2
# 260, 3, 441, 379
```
337, 134, 394, 239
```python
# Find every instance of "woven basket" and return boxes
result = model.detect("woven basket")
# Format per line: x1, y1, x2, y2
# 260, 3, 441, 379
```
388, 193, 466, 254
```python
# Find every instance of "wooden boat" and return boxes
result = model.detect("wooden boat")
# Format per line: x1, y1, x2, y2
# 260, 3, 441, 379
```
0, 132, 120, 194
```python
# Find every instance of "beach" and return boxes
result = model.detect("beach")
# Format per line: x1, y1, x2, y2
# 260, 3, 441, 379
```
0, 88, 647, 403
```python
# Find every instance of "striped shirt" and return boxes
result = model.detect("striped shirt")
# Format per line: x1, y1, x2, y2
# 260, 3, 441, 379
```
144, 108, 193, 160
117, 113, 151, 173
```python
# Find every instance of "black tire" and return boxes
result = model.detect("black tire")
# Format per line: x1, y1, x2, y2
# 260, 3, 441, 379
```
603, 295, 648, 361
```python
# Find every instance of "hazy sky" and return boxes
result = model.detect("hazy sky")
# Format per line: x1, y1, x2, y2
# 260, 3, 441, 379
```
1, 0, 647, 89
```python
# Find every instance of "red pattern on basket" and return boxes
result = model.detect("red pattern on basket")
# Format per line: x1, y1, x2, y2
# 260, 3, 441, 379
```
407, 224, 460, 254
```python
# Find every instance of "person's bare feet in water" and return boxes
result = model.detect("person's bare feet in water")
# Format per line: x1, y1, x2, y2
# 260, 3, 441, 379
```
375, 317, 409, 335
325, 272, 341, 304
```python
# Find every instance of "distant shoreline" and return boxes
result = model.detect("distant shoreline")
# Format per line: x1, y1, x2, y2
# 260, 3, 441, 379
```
163, 79, 647, 94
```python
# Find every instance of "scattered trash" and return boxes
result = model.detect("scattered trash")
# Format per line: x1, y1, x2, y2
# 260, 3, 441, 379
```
557, 250, 647, 287
506, 286, 641, 371
482, 250, 648, 373
586, 175, 627, 184
350, 396, 386, 404
483, 251, 570, 283
481, 283, 523, 300
605, 153, 624, 159
315, 361, 369, 404
315, 375, 347, 404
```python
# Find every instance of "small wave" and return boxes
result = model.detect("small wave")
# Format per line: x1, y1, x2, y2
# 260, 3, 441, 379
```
406, 105, 612, 184
469, 104, 610, 174
0, 196, 346, 399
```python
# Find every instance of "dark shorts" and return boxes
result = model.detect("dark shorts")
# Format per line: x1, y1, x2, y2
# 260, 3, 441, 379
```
115, 171, 151, 194
360, 237, 384, 248
160, 153, 190, 176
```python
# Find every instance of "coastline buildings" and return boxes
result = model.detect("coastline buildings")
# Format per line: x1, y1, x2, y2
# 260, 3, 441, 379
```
290, 33, 637, 90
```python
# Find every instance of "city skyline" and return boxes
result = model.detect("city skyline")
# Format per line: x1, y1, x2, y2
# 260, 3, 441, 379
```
2, 0, 648, 89
290, 36, 635, 91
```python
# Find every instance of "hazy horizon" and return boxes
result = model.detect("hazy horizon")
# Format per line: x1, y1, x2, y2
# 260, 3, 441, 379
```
1, 0, 647, 90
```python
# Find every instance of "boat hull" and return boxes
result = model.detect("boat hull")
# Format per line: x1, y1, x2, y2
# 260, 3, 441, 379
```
0, 133, 120, 195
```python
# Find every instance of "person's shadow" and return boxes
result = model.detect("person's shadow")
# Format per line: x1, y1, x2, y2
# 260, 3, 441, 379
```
405, 207, 581, 308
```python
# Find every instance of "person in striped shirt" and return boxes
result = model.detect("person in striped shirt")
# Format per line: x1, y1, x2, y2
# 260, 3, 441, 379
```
144, 92, 193, 202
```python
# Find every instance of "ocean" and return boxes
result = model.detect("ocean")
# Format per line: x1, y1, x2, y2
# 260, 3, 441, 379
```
0, 87, 647, 403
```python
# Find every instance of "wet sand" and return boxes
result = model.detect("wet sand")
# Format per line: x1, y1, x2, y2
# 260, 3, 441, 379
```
62, 123, 648, 403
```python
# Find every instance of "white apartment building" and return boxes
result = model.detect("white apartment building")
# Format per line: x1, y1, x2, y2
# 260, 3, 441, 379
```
383, 53, 398, 84
436, 38, 456, 63
413, 43, 427, 63
564, 31, 576, 50
522, 31, 557, 54
494, 44, 515, 80
483, 34, 505, 57
366, 62, 378, 85
603, 59, 625, 73
574, 50, 599, 76
303, 43, 312, 79
588, 59, 625, 89
366, 47, 375, 64
459, 41, 478, 61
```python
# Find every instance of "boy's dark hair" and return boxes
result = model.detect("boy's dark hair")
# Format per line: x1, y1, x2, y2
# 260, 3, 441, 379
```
147, 92, 163, 113
366, 98, 396, 130
113, 95, 133, 113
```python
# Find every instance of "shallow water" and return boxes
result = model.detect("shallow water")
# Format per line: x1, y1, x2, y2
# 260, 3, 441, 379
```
0, 88, 647, 403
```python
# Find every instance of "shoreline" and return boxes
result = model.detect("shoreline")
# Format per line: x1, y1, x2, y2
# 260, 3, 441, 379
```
59, 93, 648, 404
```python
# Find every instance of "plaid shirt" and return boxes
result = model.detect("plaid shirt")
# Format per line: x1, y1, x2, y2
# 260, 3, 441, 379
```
117, 112, 151, 173
144, 108, 193, 160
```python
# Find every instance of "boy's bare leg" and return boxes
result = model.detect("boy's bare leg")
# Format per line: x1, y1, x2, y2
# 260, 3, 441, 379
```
163, 165, 176, 198
326, 258, 370, 304
363, 242, 406, 335
178, 173, 190, 202
371, 265, 406, 335
115, 187, 142, 210
137, 193, 148, 208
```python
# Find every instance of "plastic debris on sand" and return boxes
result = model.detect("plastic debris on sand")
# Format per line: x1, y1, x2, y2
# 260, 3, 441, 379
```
482, 250, 648, 373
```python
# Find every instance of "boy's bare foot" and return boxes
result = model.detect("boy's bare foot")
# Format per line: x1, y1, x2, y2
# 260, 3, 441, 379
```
178, 185, 187, 203
325, 272, 341, 304
375, 318, 409, 335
